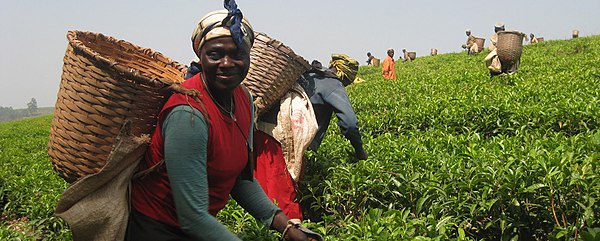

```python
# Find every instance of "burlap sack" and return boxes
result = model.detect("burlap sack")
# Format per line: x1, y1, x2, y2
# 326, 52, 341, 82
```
258, 83, 318, 182
55, 121, 148, 241
485, 49, 502, 74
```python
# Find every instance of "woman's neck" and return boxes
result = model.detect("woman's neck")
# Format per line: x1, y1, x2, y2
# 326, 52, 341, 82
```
204, 83, 235, 115
213, 91, 234, 110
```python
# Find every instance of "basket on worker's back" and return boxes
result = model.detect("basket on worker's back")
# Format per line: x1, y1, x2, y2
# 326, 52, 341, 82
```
475, 37, 486, 52
407, 52, 417, 60
371, 58, 381, 67
243, 32, 310, 115
48, 30, 188, 183
496, 31, 525, 63
537, 37, 544, 42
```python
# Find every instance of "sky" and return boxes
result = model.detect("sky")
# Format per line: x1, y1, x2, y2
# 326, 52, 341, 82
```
1, 0, 599, 108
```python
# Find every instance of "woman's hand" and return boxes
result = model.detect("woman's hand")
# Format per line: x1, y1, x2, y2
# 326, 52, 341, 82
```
283, 227, 308, 241
272, 211, 323, 241
283, 226, 322, 241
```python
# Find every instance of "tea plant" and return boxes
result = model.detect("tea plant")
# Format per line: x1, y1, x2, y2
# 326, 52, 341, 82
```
302, 36, 600, 240
0, 116, 70, 240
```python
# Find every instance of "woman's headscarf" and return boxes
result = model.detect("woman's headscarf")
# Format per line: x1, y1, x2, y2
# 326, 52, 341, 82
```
191, 0, 254, 56
329, 54, 359, 85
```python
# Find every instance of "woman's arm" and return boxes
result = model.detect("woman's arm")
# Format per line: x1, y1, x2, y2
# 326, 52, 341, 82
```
231, 180, 309, 240
163, 105, 240, 241
230, 177, 280, 226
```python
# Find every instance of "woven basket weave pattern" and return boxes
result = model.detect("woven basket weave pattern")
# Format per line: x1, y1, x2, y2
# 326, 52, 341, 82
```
243, 32, 310, 115
475, 37, 485, 52
496, 31, 524, 63
48, 31, 186, 183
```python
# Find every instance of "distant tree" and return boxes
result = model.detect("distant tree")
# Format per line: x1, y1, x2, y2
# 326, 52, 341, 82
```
0, 106, 13, 115
0, 106, 17, 122
27, 98, 38, 116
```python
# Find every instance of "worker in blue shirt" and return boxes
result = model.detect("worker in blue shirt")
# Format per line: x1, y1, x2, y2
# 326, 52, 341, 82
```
299, 57, 368, 160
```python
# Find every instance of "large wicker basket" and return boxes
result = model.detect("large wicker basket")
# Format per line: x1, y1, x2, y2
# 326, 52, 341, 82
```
407, 51, 417, 60
243, 32, 310, 115
371, 58, 381, 67
475, 37, 486, 52
496, 31, 525, 63
48, 30, 187, 183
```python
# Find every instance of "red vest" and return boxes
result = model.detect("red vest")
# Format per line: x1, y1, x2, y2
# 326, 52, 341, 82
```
131, 74, 251, 227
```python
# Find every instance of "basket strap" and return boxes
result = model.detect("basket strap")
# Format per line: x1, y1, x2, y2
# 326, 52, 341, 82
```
132, 86, 209, 181
132, 159, 164, 180
132, 86, 252, 181
239, 86, 255, 181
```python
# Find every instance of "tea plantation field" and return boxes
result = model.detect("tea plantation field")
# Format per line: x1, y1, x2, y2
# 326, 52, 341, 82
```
1, 36, 599, 240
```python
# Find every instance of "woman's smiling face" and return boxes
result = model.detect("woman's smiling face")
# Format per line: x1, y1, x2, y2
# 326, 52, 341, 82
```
199, 36, 250, 93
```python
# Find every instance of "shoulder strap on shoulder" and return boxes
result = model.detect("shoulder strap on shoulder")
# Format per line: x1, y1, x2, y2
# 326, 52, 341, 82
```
239, 85, 255, 181
133, 95, 211, 181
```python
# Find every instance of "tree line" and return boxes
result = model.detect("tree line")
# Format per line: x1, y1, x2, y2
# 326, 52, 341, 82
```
0, 98, 40, 122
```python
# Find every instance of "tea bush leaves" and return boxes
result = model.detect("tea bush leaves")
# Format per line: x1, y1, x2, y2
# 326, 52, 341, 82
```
303, 36, 600, 240
0, 116, 70, 240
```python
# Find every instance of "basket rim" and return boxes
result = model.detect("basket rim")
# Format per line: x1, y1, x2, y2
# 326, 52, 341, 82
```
66, 30, 185, 88
497, 30, 525, 36
253, 32, 311, 69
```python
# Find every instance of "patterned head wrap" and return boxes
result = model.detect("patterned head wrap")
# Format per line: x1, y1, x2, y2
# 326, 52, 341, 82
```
191, 1, 254, 56
494, 22, 505, 31
329, 54, 359, 84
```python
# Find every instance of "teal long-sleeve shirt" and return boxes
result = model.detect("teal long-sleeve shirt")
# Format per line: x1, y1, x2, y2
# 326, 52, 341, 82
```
163, 105, 281, 240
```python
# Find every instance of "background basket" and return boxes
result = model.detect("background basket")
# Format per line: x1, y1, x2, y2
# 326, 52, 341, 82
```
48, 30, 187, 183
430, 48, 438, 56
572, 30, 579, 38
243, 32, 310, 115
407, 51, 417, 60
537, 37, 544, 42
371, 58, 381, 67
475, 37, 486, 52
496, 31, 525, 63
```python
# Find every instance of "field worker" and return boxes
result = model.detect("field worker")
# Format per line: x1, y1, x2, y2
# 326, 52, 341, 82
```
366, 52, 374, 65
129, 1, 321, 240
402, 48, 412, 62
251, 55, 367, 224
530, 33, 539, 44
382, 48, 396, 79
302, 56, 369, 160
462, 29, 479, 55
485, 22, 505, 76
485, 22, 527, 77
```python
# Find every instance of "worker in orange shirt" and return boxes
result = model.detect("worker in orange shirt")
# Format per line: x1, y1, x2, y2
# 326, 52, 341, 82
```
382, 48, 396, 80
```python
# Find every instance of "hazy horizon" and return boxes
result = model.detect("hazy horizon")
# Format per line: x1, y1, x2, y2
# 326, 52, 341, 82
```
1, 0, 599, 108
